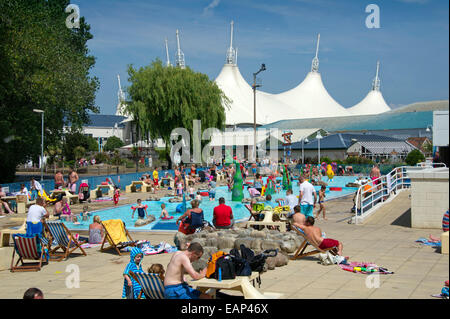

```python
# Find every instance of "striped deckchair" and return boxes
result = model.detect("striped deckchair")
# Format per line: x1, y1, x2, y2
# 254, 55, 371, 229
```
101, 219, 137, 256
43, 220, 87, 261
10, 234, 48, 272
129, 271, 165, 299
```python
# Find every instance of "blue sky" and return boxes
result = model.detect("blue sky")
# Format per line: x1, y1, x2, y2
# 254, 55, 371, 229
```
75, 0, 449, 114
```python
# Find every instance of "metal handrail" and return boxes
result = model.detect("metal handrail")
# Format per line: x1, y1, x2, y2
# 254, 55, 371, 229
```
416, 162, 447, 168
353, 166, 411, 224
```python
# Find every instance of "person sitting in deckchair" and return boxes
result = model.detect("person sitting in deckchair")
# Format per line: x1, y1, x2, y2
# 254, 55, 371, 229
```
295, 216, 343, 256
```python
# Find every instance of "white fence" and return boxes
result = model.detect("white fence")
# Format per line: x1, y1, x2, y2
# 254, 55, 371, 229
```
351, 162, 447, 224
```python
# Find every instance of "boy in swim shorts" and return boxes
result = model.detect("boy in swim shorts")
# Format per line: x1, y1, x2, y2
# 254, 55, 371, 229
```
315, 185, 327, 220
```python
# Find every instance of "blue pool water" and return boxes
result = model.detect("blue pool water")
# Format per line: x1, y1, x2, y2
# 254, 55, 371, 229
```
64, 176, 361, 232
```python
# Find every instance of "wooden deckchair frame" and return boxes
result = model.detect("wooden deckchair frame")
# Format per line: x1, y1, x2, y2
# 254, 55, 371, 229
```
100, 220, 136, 256
43, 220, 87, 261
291, 225, 337, 260
10, 234, 48, 272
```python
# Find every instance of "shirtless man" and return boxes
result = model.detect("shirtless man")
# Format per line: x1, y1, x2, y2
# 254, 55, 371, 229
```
291, 205, 306, 227
164, 242, 211, 299
370, 165, 381, 184
54, 171, 65, 189
68, 170, 79, 194
295, 216, 343, 256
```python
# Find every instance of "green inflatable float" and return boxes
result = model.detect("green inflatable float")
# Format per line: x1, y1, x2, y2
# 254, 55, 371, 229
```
231, 160, 244, 201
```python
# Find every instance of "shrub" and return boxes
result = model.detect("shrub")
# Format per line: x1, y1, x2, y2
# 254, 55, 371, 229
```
405, 149, 425, 166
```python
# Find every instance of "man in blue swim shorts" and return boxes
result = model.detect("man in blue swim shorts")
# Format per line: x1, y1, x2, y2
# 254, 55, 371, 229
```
298, 175, 317, 218
164, 242, 212, 299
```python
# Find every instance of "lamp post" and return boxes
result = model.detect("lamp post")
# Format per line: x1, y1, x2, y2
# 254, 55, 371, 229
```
33, 109, 44, 181
252, 63, 266, 163
301, 137, 309, 164
316, 131, 323, 165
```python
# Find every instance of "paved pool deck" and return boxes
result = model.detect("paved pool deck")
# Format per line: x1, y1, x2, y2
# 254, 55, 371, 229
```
0, 183, 448, 299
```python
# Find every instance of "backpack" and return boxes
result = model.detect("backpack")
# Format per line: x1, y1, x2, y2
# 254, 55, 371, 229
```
239, 244, 278, 273
206, 251, 236, 280
206, 251, 227, 278
229, 248, 252, 276
214, 255, 236, 280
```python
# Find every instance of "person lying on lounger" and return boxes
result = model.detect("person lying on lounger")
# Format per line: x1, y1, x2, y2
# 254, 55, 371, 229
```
295, 216, 343, 256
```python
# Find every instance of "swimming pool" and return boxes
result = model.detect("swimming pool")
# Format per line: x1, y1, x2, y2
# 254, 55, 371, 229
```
64, 176, 362, 232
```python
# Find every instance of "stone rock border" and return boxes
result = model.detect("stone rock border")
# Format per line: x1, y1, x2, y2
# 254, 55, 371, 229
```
174, 227, 301, 273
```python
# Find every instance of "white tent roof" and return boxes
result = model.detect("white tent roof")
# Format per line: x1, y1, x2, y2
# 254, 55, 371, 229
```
209, 129, 280, 147
347, 90, 391, 116
274, 71, 351, 119
215, 64, 301, 126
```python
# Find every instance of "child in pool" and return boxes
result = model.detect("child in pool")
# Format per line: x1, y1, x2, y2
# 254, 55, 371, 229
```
189, 186, 195, 199
132, 199, 148, 219
148, 263, 165, 281
315, 185, 327, 220
61, 198, 78, 223
159, 203, 170, 219
176, 182, 183, 196
79, 205, 91, 222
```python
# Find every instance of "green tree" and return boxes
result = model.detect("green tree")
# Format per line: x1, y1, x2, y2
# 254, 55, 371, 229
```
0, 0, 99, 182
405, 149, 425, 166
86, 136, 99, 152
104, 136, 124, 152
126, 59, 229, 167
73, 145, 85, 168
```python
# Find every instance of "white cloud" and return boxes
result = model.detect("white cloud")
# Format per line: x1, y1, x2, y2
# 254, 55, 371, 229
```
202, 0, 221, 16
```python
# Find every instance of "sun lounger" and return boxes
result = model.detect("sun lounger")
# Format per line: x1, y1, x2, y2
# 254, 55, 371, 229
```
10, 234, 48, 272
290, 225, 337, 260
43, 220, 87, 261
100, 219, 137, 255
0, 218, 27, 247
129, 271, 165, 299
244, 209, 287, 232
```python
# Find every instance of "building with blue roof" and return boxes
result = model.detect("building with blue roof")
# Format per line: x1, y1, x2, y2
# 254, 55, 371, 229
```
274, 132, 416, 163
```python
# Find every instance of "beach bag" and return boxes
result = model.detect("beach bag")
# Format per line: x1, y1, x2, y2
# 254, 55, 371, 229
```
206, 251, 227, 278
229, 248, 252, 276
206, 251, 236, 280
214, 255, 236, 280
239, 244, 277, 273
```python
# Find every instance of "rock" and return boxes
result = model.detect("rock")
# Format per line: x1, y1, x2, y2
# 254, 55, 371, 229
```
192, 258, 208, 272
274, 252, 289, 267
174, 232, 188, 250
249, 229, 267, 239
205, 237, 218, 247
134, 215, 155, 227
217, 237, 236, 250
250, 238, 263, 251
146, 196, 160, 201
261, 239, 281, 251
205, 232, 219, 240
265, 257, 276, 270
234, 237, 253, 250
202, 246, 218, 258
190, 237, 206, 247
168, 197, 183, 203
280, 240, 297, 254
